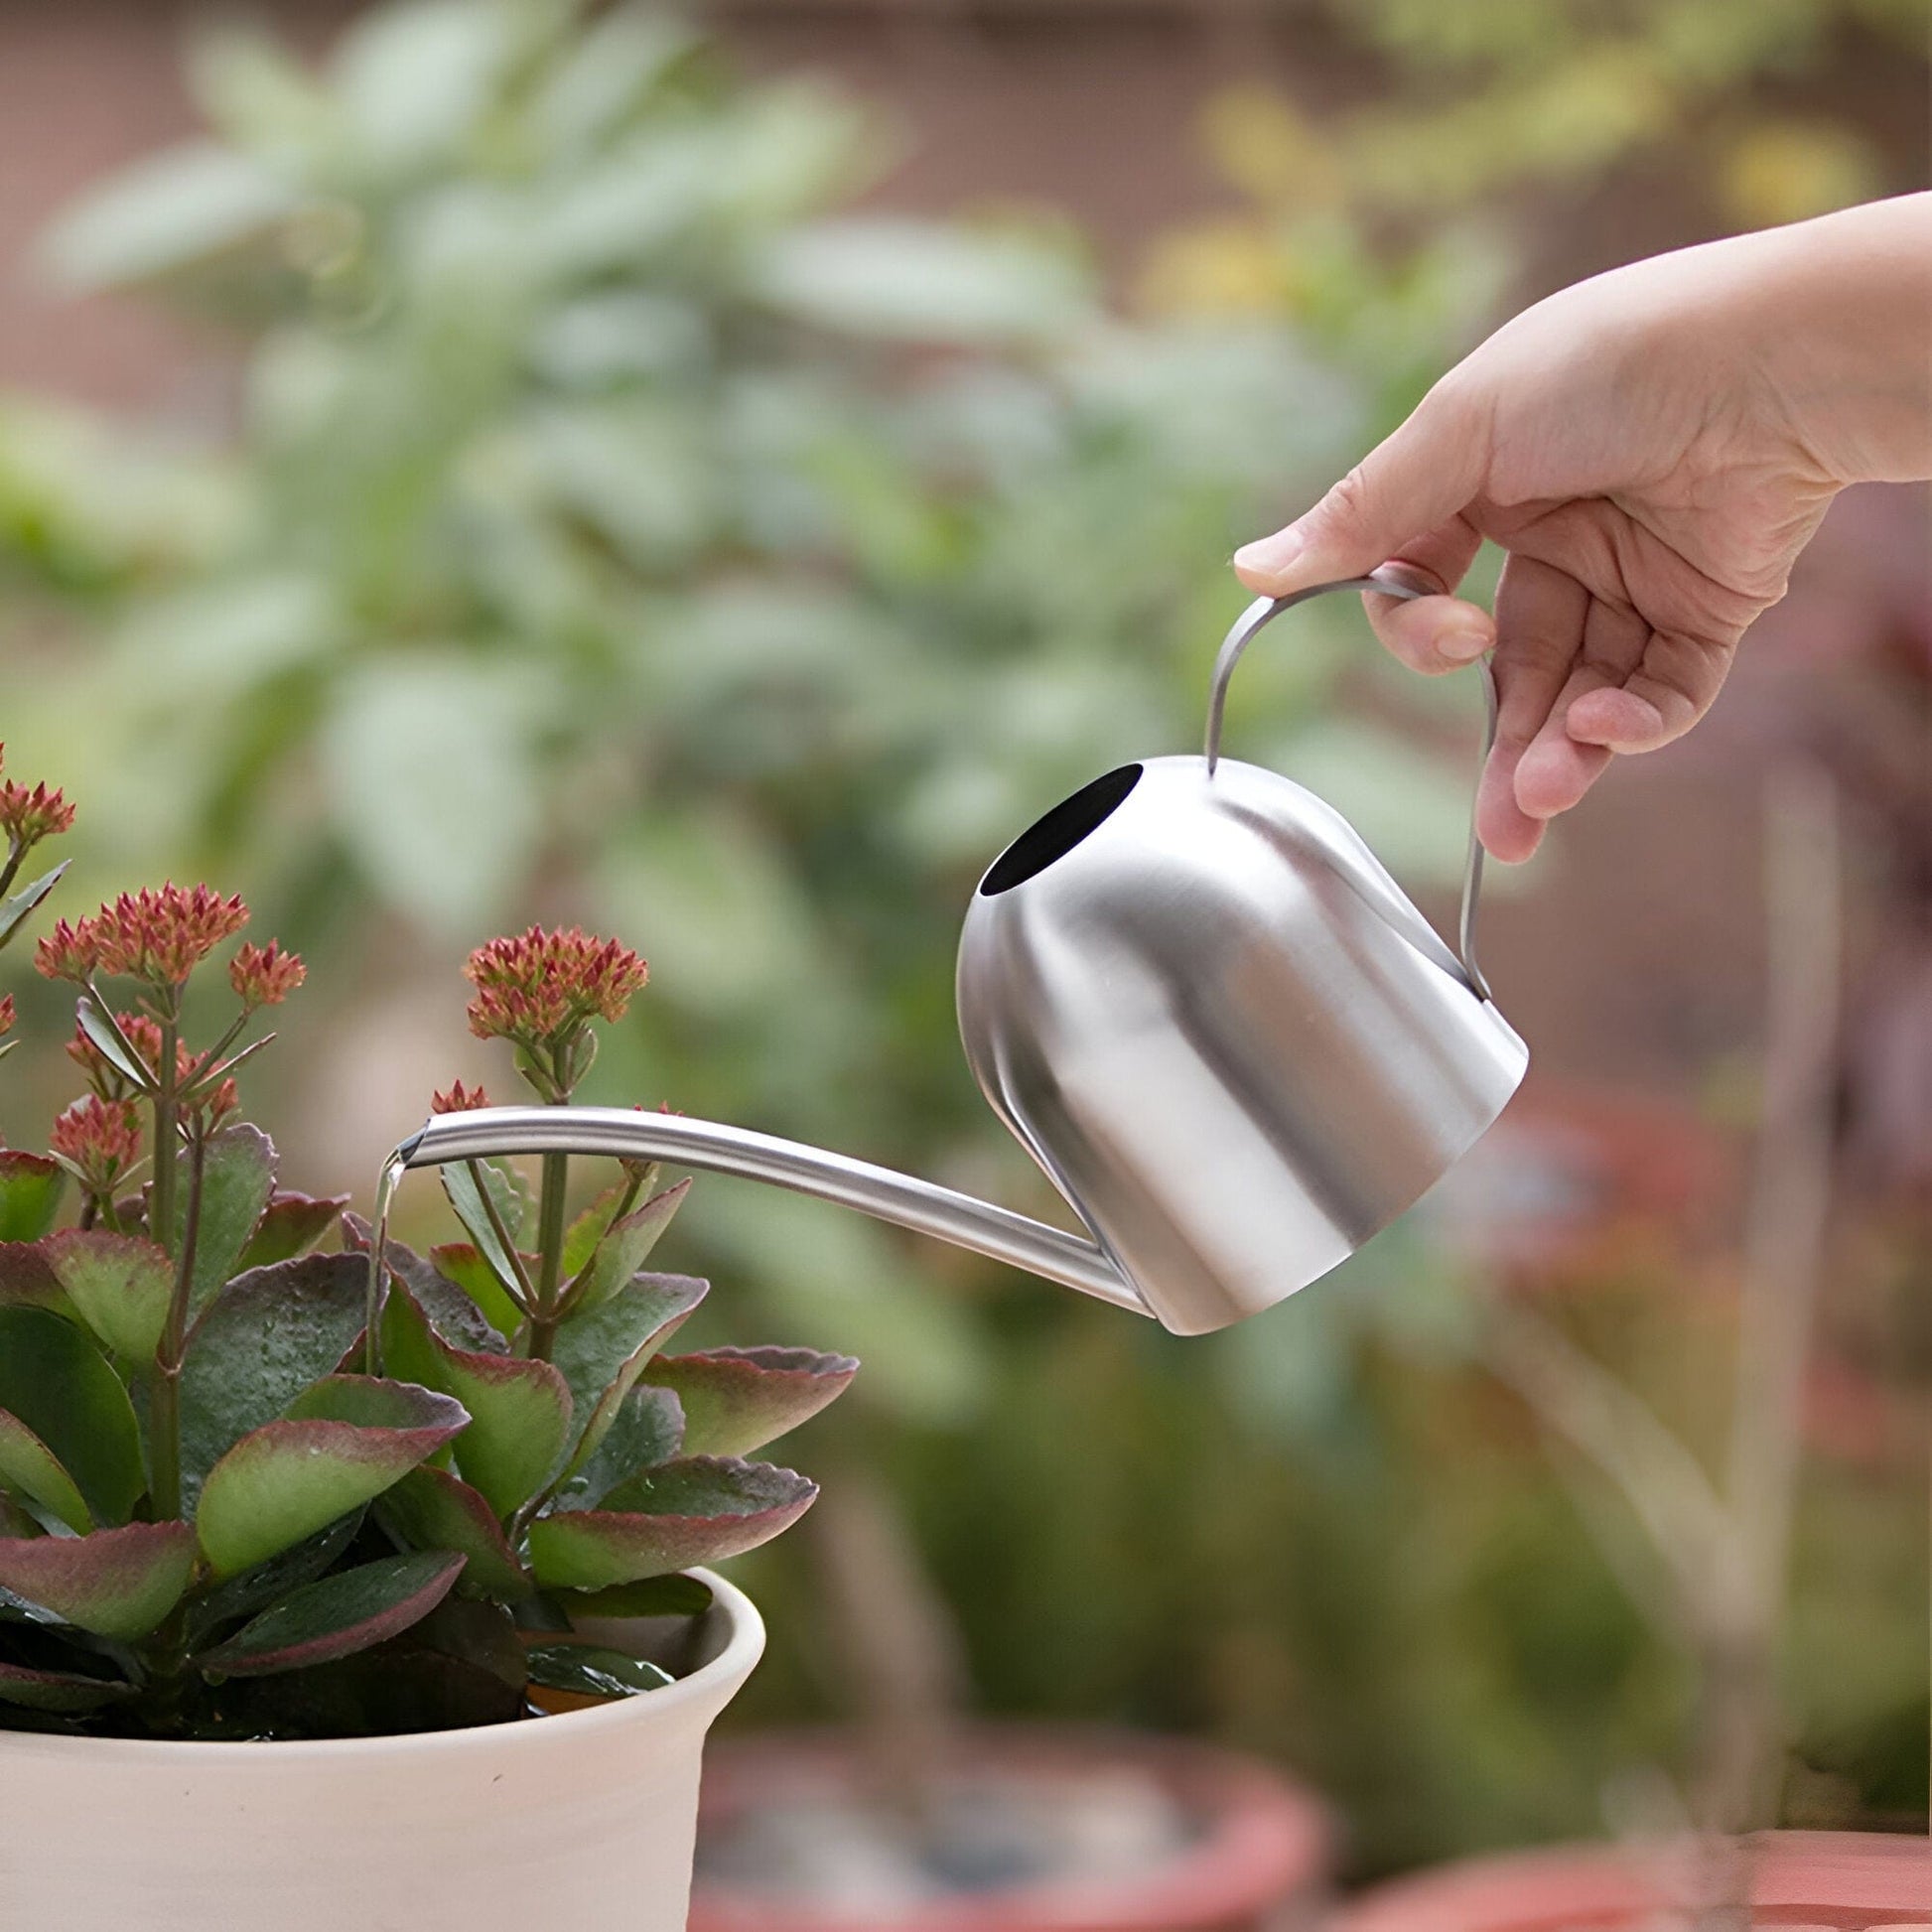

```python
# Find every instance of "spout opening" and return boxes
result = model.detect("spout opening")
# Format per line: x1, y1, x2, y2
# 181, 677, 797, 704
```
979, 764, 1142, 897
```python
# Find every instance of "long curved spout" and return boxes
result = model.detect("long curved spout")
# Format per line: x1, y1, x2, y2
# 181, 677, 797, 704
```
393, 1105, 1151, 1317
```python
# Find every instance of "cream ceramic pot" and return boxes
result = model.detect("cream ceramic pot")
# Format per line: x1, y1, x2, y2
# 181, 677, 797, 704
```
0, 1569, 761, 1932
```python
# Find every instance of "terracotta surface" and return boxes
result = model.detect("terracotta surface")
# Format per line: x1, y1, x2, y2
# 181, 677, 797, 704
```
1333, 1831, 1932, 1931
690, 1725, 1329, 1931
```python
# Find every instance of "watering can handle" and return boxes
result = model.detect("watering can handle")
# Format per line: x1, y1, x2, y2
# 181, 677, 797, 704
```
1202, 565, 1497, 1003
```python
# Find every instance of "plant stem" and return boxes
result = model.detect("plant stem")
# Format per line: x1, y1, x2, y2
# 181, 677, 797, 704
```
150, 1016, 180, 1260
148, 1127, 207, 1525
526, 1149, 570, 1362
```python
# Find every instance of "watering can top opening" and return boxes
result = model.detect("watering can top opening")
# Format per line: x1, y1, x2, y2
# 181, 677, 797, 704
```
393, 569, 1527, 1335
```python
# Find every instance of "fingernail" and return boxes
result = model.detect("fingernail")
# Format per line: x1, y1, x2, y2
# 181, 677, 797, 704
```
1233, 528, 1304, 578
1437, 626, 1491, 663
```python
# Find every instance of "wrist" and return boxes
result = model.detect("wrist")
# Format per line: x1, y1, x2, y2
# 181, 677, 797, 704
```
1733, 195, 1932, 486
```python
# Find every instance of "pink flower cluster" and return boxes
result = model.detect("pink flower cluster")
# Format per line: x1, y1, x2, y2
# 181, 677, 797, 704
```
463, 925, 648, 1047
0, 746, 75, 854
36, 885, 249, 989
49, 1095, 144, 1194
229, 940, 306, 1011
431, 1080, 492, 1115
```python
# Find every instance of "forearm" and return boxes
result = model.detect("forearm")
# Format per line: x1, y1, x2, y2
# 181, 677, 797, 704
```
1732, 194, 1932, 485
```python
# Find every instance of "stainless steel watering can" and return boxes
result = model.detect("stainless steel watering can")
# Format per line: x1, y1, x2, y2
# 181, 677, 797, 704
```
392, 570, 1528, 1334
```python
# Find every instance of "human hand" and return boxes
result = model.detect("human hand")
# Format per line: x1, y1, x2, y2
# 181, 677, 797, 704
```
1234, 196, 1932, 860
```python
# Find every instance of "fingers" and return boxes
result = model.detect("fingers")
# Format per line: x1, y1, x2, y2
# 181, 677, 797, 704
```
1512, 594, 1640, 822
1477, 555, 1590, 863
1365, 590, 1496, 673
1233, 380, 1488, 597
1564, 630, 1735, 752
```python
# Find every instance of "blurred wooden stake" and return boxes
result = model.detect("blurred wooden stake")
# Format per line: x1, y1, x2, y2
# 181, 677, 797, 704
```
1700, 762, 1844, 1856
809, 1458, 971, 1833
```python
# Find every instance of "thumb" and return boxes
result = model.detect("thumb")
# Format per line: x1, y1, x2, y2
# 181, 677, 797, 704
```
1234, 385, 1485, 596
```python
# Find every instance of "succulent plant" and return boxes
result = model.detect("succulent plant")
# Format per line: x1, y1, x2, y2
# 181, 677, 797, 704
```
0, 750, 853, 1737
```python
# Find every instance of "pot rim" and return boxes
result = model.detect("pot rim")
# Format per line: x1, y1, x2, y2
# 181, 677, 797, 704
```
0, 1565, 761, 1764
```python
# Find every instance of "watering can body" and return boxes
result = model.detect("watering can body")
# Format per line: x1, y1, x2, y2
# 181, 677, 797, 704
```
957, 751, 1525, 1332
394, 572, 1527, 1335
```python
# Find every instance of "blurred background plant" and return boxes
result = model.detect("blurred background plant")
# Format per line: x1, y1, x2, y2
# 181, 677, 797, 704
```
0, 0, 1924, 1891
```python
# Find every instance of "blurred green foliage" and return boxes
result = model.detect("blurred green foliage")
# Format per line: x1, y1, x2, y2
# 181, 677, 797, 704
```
0, 0, 1923, 1881
0, 0, 1483, 1410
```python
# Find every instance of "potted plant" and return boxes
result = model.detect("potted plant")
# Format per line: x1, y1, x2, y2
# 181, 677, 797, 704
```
1332, 1830, 1931, 1931
0, 750, 855, 1930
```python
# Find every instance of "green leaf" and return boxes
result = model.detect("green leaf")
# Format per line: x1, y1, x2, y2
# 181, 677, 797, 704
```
555, 1384, 682, 1511
0, 1155, 65, 1243
342, 1214, 504, 1354
195, 1378, 468, 1577
0, 1520, 196, 1639
552, 1272, 706, 1476
440, 1162, 530, 1306
642, 1346, 858, 1460
755, 218, 1092, 345
524, 1640, 671, 1700
187, 1509, 364, 1642
197, 1551, 467, 1679
43, 1230, 173, 1364
179, 1253, 372, 1501
236, 1192, 349, 1271
0, 1410, 92, 1535
0, 860, 69, 948
566, 1180, 689, 1315
0, 1307, 143, 1528
380, 1283, 571, 1517
374, 1466, 530, 1601
0, 1656, 135, 1713
426, 1243, 525, 1342
526, 1455, 816, 1591
558, 1573, 712, 1620
319, 659, 543, 936
560, 1181, 628, 1279
164, 1125, 277, 1322
73, 996, 151, 1089
37, 141, 299, 293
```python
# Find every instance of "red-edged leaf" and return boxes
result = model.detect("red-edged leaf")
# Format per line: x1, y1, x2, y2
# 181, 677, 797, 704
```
0, 1520, 197, 1639
0, 1307, 143, 1528
195, 1378, 469, 1577
0, 1244, 69, 1313
342, 1214, 504, 1354
179, 1253, 375, 1501
381, 1283, 570, 1516
374, 1466, 531, 1601
44, 1230, 173, 1364
0, 1655, 134, 1713
641, 1346, 858, 1460
237, 1192, 350, 1271
552, 1272, 706, 1476
0, 1154, 64, 1243
557, 1385, 683, 1510
426, 1243, 527, 1344
565, 1181, 691, 1316
526, 1455, 816, 1590
158, 1125, 276, 1320
195, 1551, 466, 1678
